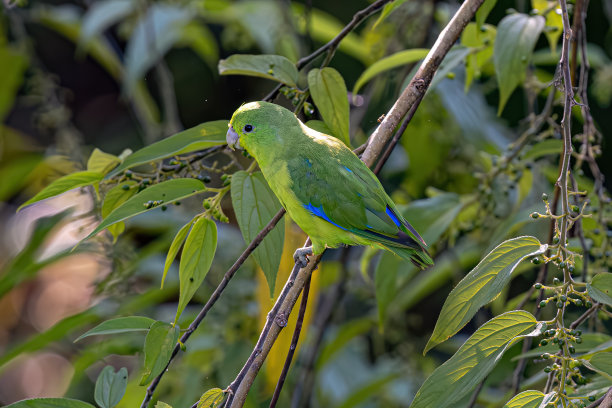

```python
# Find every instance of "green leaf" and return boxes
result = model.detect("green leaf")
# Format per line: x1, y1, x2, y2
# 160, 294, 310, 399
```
503, 390, 547, 408
410, 311, 544, 408
4, 398, 96, 408
18, 171, 104, 211
0, 46, 28, 121
425, 236, 547, 354
94, 366, 128, 408
139, 321, 180, 385
587, 352, 612, 377
155, 403, 173, 408
79, 0, 136, 49
317, 318, 375, 368
162, 219, 195, 289
352, 49, 429, 96
308, 67, 351, 146
218, 54, 298, 87
102, 182, 138, 218
375, 253, 399, 328
588, 273, 612, 306
522, 139, 563, 160
336, 373, 401, 408
494, 13, 545, 114
373, 0, 410, 29
461, 23, 496, 91
107, 120, 228, 177
175, 217, 217, 324
124, 4, 193, 93
74, 316, 156, 342
476, 0, 497, 28
87, 148, 120, 175
197, 388, 225, 408
230, 171, 284, 297
86, 178, 206, 239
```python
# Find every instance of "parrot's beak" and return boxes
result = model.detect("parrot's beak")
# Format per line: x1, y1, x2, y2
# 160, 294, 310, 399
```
226, 126, 241, 150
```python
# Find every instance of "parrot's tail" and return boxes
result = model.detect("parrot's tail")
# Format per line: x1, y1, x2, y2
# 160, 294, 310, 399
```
384, 245, 433, 270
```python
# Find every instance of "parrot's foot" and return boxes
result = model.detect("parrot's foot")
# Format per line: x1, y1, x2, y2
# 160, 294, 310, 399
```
293, 246, 313, 268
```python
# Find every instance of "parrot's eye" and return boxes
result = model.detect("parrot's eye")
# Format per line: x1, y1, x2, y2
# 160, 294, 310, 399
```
243, 124, 254, 133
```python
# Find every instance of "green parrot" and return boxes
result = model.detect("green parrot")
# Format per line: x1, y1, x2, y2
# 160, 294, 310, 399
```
226, 101, 432, 269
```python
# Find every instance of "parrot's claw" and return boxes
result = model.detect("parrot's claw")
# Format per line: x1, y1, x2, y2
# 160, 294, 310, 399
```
293, 246, 313, 268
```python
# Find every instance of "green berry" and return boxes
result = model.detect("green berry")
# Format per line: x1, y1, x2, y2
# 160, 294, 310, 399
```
531, 212, 540, 219
542, 193, 548, 201
560, 295, 567, 302
539, 301, 547, 308
559, 261, 566, 268
553, 236, 560, 244
540, 339, 548, 346
568, 265, 575, 273
544, 366, 551, 372
572, 205, 580, 213
553, 277, 561, 285
174, 201, 181, 206
589, 396, 596, 401
161, 205, 167, 211
125, 170, 133, 178
122, 184, 130, 190
569, 345, 575, 353
534, 283, 543, 289
203, 201, 211, 209
532, 257, 542, 265
585, 301, 593, 308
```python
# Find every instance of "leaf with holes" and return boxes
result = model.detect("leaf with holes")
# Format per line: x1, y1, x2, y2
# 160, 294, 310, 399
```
308, 68, 350, 146
218, 54, 298, 87
231, 171, 284, 297
162, 218, 195, 288
139, 321, 180, 386
174, 217, 217, 324
494, 13, 545, 114
425, 236, 547, 354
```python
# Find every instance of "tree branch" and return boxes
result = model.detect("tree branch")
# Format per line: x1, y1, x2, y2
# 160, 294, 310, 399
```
140, 209, 286, 408
360, 0, 485, 166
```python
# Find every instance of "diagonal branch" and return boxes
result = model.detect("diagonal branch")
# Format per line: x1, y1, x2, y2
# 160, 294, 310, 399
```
222, 0, 485, 405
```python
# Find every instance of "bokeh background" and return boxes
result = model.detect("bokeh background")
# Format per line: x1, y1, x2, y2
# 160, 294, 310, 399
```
0, 0, 611, 407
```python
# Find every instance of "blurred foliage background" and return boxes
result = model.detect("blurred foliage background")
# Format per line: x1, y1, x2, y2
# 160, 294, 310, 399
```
0, 0, 611, 407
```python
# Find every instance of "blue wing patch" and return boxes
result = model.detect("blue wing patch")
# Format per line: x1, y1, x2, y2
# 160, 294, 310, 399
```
385, 206, 402, 227
303, 203, 347, 231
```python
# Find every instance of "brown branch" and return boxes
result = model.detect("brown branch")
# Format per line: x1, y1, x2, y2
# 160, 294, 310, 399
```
360, 0, 485, 166
586, 386, 612, 408
269, 273, 312, 407
141, 208, 286, 408
570, 303, 600, 330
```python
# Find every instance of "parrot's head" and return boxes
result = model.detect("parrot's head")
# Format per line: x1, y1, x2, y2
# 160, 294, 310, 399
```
226, 101, 300, 160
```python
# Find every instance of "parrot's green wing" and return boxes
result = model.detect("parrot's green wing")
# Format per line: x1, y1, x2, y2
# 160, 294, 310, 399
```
287, 136, 432, 268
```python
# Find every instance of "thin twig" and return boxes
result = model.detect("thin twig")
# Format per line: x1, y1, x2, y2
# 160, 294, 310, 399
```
141, 209, 286, 408
569, 303, 600, 330
295, 0, 392, 70
269, 273, 312, 407
467, 379, 486, 408
585, 386, 612, 408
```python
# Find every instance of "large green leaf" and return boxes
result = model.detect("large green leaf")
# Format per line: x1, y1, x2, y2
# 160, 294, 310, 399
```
124, 4, 193, 92
461, 23, 496, 91
308, 67, 350, 146
503, 390, 547, 408
373, 0, 410, 29
74, 316, 156, 342
174, 217, 217, 323
231, 171, 284, 297
494, 13, 545, 114
86, 178, 206, 239
162, 218, 195, 288
18, 171, 103, 211
588, 272, 612, 306
352, 49, 429, 95
4, 398, 96, 408
94, 366, 128, 408
107, 120, 228, 177
425, 236, 547, 353
476, 0, 497, 28
139, 321, 181, 385
410, 311, 544, 408
587, 352, 612, 377
218, 54, 298, 87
